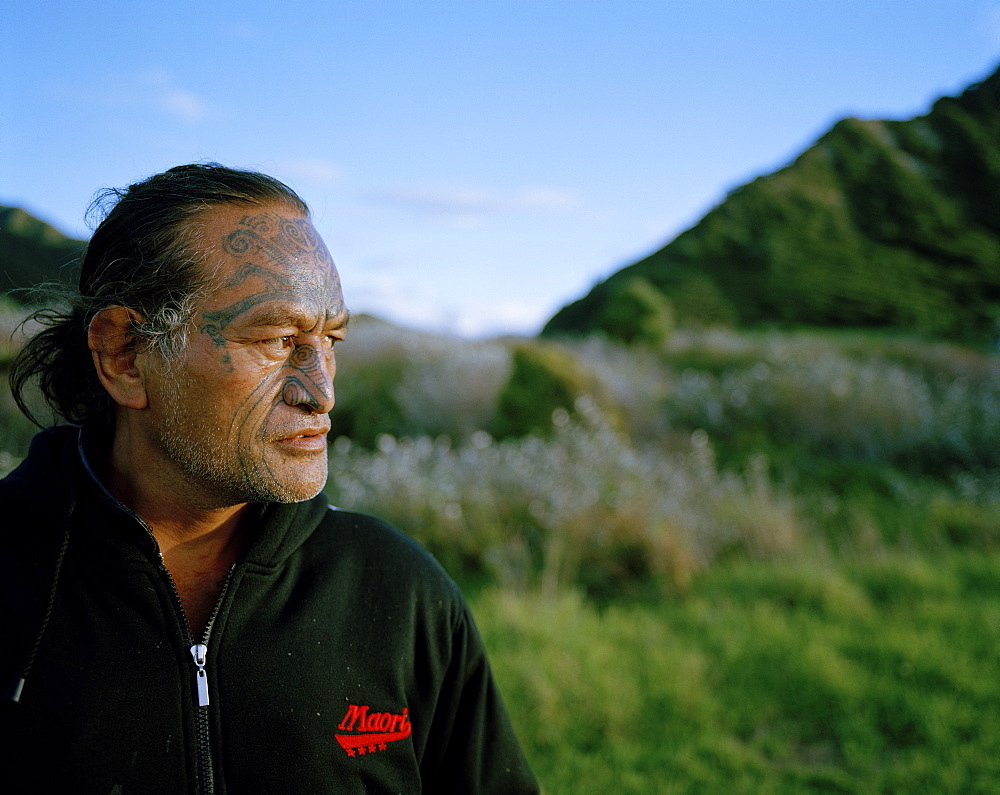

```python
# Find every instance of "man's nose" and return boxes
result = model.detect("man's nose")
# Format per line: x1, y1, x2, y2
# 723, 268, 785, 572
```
281, 345, 336, 413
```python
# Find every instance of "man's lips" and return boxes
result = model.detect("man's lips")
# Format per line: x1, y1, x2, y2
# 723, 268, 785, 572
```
273, 426, 330, 451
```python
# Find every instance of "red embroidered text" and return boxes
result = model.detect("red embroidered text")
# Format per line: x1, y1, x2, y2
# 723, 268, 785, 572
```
335, 704, 412, 757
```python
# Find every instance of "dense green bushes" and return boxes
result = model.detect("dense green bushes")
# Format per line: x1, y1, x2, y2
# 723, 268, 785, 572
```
492, 341, 615, 439
592, 276, 676, 346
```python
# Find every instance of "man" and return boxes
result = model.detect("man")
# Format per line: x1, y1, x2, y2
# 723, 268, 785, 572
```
0, 164, 537, 792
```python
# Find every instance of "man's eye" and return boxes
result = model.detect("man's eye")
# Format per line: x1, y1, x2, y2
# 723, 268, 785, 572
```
261, 336, 294, 348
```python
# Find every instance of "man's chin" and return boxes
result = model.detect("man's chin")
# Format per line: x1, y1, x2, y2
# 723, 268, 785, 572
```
259, 456, 328, 503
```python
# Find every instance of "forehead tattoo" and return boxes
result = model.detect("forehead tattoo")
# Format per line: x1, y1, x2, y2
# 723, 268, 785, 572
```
199, 211, 342, 347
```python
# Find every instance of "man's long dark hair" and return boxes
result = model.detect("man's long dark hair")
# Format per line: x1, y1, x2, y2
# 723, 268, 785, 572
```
10, 163, 309, 428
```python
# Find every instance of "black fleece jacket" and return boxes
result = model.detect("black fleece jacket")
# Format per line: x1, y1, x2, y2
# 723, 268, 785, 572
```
0, 426, 537, 793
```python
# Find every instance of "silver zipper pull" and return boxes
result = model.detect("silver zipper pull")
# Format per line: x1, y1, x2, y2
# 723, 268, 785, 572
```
190, 644, 210, 707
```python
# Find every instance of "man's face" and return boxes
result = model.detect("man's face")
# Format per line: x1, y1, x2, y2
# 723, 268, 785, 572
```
140, 203, 348, 506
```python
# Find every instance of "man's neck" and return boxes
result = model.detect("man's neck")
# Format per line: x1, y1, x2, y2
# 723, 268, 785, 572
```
104, 417, 253, 562
149, 504, 246, 636
104, 422, 251, 634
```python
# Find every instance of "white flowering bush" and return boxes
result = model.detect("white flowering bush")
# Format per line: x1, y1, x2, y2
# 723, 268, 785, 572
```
660, 329, 1000, 471
331, 316, 511, 444
324, 324, 998, 593
327, 400, 804, 595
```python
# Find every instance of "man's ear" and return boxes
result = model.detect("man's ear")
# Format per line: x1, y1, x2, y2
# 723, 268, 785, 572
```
88, 306, 149, 410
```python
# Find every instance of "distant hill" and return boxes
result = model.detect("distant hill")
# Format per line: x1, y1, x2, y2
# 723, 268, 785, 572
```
0, 206, 86, 298
544, 65, 1000, 346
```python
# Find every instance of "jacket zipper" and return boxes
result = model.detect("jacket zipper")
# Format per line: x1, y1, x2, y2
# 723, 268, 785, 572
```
83, 454, 239, 794
160, 557, 236, 795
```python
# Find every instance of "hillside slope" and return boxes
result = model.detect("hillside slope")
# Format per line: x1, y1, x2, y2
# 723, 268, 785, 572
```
0, 206, 86, 297
544, 65, 1000, 345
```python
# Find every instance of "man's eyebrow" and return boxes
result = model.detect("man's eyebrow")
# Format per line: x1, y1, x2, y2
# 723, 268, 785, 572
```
242, 307, 311, 328
243, 306, 351, 329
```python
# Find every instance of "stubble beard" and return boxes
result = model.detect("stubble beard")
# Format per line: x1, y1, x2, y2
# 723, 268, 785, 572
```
155, 369, 327, 507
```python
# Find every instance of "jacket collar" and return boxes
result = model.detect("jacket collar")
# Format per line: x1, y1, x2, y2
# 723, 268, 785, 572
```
2, 424, 331, 569
75, 422, 331, 568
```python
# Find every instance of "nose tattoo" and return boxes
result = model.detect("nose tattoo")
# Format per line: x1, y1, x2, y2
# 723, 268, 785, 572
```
281, 343, 331, 409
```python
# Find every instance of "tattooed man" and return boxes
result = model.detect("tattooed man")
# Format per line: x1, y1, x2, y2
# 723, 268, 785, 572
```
1, 164, 537, 793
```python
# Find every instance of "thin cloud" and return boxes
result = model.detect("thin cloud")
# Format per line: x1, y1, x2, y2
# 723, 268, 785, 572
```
347, 267, 442, 328
160, 88, 207, 123
274, 158, 345, 187
374, 185, 499, 214
138, 70, 209, 124
371, 184, 580, 217
514, 187, 578, 211
454, 300, 548, 338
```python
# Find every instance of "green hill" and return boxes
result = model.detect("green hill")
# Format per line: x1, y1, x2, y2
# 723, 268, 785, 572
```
544, 65, 1000, 346
0, 206, 86, 297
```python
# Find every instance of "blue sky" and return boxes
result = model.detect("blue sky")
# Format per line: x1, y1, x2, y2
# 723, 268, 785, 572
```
4, 1, 999, 337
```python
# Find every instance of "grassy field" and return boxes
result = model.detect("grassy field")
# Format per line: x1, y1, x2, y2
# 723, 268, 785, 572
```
2, 301, 999, 791
473, 551, 1000, 792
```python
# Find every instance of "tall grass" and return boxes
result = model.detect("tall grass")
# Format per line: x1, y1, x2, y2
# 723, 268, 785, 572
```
327, 412, 806, 596
658, 329, 999, 473
476, 551, 1000, 792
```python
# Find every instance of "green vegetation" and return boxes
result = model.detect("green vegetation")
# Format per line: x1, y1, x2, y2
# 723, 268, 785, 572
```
326, 321, 998, 595
2, 302, 998, 792
593, 275, 676, 346
475, 551, 1000, 792
0, 299, 45, 470
544, 66, 1000, 346
493, 341, 610, 439
0, 205, 85, 296
320, 321, 998, 792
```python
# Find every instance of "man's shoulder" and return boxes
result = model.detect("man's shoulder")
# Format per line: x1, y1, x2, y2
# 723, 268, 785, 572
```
308, 505, 462, 601
1, 424, 78, 478
318, 505, 455, 573
0, 426, 81, 514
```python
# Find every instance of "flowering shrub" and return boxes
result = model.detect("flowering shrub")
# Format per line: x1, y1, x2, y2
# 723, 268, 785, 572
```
325, 324, 998, 594
327, 402, 804, 595
660, 330, 1000, 472
331, 316, 510, 445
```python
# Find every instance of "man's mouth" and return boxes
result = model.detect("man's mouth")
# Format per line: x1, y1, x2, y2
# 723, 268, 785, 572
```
274, 427, 330, 451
